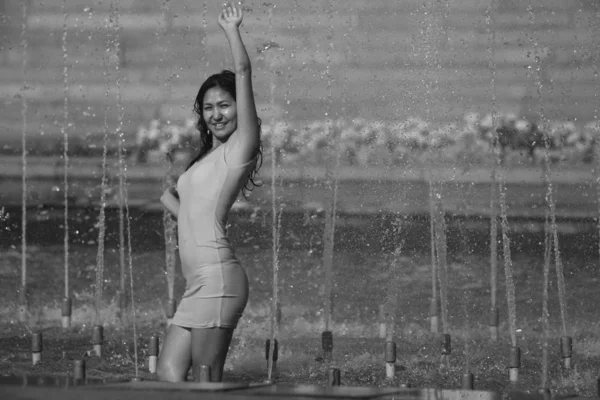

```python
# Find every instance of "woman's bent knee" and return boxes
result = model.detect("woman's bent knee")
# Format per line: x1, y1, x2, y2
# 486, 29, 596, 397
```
156, 361, 186, 382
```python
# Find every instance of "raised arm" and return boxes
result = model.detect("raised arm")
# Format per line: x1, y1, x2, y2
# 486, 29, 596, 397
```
218, 3, 260, 165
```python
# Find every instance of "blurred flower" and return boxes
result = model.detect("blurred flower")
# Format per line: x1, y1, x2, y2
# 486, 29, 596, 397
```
132, 112, 599, 166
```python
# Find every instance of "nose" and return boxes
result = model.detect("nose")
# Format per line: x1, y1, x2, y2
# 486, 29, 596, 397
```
211, 108, 222, 121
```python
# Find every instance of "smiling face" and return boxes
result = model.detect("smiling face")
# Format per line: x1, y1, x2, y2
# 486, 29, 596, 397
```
202, 86, 237, 144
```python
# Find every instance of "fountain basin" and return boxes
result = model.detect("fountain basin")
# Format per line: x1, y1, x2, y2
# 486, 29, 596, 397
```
0, 375, 508, 400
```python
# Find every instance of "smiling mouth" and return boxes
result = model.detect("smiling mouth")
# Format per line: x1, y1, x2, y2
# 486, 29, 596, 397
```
213, 122, 227, 130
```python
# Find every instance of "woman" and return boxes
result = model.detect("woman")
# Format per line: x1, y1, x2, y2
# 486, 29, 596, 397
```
156, 2, 261, 382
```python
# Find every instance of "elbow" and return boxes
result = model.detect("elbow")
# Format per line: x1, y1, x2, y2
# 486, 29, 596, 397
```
234, 64, 251, 75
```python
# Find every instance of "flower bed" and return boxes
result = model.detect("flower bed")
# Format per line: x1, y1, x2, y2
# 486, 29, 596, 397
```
134, 112, 600, 167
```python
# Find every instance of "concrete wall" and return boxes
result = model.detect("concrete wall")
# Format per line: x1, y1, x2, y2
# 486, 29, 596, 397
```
0, 0, 598, 150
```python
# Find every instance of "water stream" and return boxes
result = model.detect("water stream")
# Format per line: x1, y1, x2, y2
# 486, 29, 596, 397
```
433, 188, 449, 335
416, 0, 448, 335
321, 0, 339, 335
498, 163, 516, 346
113, 0, 140, 377
19, 0, 29, 321
61, 0, 71, 307
527, 2, 569, 337
93, 6, 114, 323
109, 0, 128, 313
485, 0, 499, 338
541, 213, 552, 388
159, 0, 177, 319
264, 2, 280, 381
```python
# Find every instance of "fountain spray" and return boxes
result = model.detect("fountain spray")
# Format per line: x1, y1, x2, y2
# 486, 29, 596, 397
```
113, 0, 140, 379
428, 180, 439, 334
18, 0, 29, 324
263, 2, 284, 381
60, 0, 72, 330
485, 4, 518, 380
321, 0, 340, 362
415, 0, 445, 337
384, 217, 405, 380
433, 191, 450, 363
158, 0, 178, 328
485, 0, 500, 342
527, 1, 572, 370
418, 0, 452, 351
541, 215, 552, 389
93, 3, 116, 330
108, 0, 128, 323
498, 124, 518, 382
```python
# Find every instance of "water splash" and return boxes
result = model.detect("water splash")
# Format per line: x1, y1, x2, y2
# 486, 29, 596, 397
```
432, 187, 449, 334
61, 0, 71, 301
202, 0, 209, 70
490, 2, 517, 350
109, 0, 127, 311
415, 1, 447, 334
159, 0, 172, 106
485, 0, 499, 332
94, 8, 115, 323
527, 1, 569, 338
113, 0, 139, 377
158, 0, 177, 316
418, 0, 452, 336
428, 175, 438, 331
19, 0, 29, 317
264, 2, 279, 381
163, 201, 177, 303
498, 166, 516, 346
385, 217, 406, 342
541, 213, 552, 389
321, 0, 339, 336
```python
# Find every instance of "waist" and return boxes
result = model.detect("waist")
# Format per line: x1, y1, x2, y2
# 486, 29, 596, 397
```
179, 238, 238, 267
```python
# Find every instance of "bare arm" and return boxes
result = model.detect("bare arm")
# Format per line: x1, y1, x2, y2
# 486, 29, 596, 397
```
160, 187, 179, 218
218, 3, 260, 165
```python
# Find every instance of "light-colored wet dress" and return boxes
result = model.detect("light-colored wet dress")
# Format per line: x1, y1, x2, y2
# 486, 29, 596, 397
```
171, 143, 254, 329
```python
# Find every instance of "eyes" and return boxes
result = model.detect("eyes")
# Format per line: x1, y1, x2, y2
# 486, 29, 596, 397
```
204, 103, 230, 112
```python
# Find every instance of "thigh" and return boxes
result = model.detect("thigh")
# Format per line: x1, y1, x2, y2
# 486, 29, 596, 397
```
156, 324, 192, 382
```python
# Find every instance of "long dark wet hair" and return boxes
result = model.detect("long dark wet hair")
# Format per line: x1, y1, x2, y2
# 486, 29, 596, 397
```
186, 70, 263, 196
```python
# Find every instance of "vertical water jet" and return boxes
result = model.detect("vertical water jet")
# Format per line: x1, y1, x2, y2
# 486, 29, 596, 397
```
485, 0, 500, 342
111, 0, 127, 317
261, 1, 283, 382
18, 0, 29, 324
158, 0, 177, 328
94, 4, 114, 327
60, 0, 72, 329
527, 1, 571, 363
321, 0, 340, 353
112, 0, 140, 379
429, 181, 438, 333
541, 215, 551, 389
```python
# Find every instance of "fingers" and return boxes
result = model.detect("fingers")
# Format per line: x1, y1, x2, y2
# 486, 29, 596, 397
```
221, 1, 242, 19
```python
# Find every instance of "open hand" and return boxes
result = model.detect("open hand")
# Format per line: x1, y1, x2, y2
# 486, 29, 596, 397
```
218, 2, 243, 31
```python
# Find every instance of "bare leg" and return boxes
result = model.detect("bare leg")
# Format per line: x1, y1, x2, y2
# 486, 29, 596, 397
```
156, 324, 192, 382
191, 327, 235, 382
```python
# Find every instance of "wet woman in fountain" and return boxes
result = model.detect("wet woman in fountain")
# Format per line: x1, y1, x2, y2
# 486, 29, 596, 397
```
156, 2, 262, 382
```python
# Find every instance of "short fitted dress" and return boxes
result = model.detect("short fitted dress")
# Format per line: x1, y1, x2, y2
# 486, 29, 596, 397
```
171, 143, 254, 329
